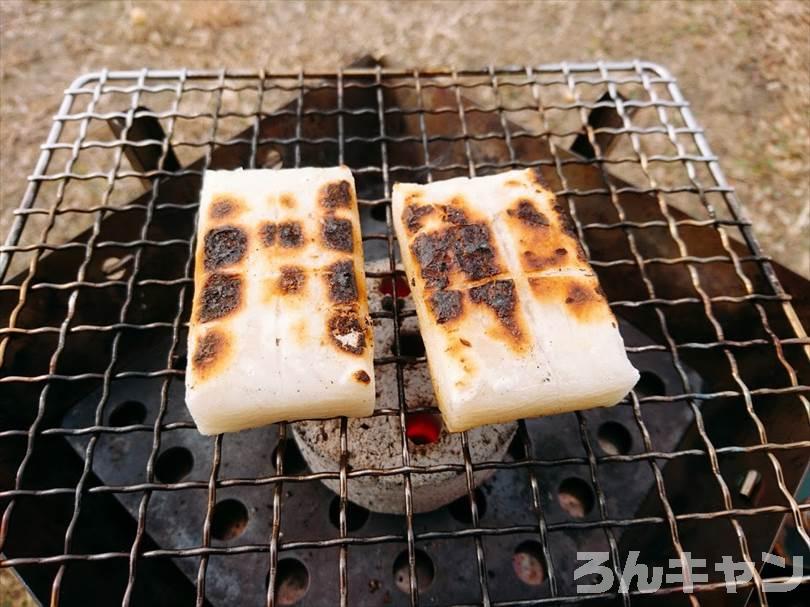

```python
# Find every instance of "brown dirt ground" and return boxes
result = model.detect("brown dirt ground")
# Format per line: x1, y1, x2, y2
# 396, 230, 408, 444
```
1, 0, 808, 280
0, 0, 808, 604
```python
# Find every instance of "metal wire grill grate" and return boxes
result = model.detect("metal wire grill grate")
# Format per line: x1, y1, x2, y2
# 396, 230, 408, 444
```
1, 61, 809, 607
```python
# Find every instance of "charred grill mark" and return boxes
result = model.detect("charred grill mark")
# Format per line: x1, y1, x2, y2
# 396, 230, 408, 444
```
279, 266, 306, 294
553, 202, 578, 237
452, 223, 502, 281
280, 193, 296, 208
469, 279, 521, 337
319, 180, 353, 208
210, 201, 232, 219
427, 289, 463, 324
210, 197, 240, 220
203, 225, 247, 271
528, 276, 609, 323
459, 338, 471, 347
523, 251, 542, 270
198, 272, 242, 323
563, 281, 608, 322
354, 370, 371, 384
326, 259, 358, 303
507, 195, 588, 272
259, 222, 277, 247
523, 247, 569, 271
411, 223, 502, 288
411, 231, 452, 290
192, 329, 229, 374
402, 204, 435, 233
322, 217, 354, 252
528, 167, 551, 189
328, 311, 366, 355
441, 200, 468, 225
278, 221, 304, 248
508, 199, 549, 227
566, 283, 596, 306
574, 245, 591, 264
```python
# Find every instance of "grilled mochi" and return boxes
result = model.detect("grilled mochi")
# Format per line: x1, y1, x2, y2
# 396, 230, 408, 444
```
186, 167, 374, 435
392, 168, 639, 432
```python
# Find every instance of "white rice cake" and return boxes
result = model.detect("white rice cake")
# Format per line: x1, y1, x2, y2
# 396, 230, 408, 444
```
186, 167, 375, 435
392, 168, 638, 432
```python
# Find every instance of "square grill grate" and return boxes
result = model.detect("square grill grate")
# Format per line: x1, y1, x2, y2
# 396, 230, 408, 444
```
1, 60, 809, 607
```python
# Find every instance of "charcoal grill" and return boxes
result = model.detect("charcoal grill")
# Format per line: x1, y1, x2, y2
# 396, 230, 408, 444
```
1, 58, 809, 607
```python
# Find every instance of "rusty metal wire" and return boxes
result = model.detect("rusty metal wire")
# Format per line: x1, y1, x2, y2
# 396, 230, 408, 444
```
1, 62, 809, 607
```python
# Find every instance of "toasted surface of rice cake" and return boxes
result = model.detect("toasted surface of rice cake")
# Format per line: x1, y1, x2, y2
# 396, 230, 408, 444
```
392, 168, 638, 432
186, 167, 374, 435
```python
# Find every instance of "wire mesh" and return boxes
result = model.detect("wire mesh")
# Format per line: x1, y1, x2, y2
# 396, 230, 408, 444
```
1, 62, 809, 607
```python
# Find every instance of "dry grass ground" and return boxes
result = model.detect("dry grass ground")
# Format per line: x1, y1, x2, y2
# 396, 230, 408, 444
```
0, 0, 808, 604
1, 0, 808, 278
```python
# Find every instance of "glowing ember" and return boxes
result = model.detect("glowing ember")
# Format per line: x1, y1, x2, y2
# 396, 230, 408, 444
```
379, 275, 411, 298
405, 414, 442, 445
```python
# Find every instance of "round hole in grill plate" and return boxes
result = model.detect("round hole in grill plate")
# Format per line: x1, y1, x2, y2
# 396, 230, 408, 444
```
381, 295, 407, 313
405, 413, 442, 445
392, 549, 435, 593
328, 495, 369, 531
394, 331, 425, 357
447, 487, 487, 523
155, 446, 193, 483
271, 439, 308, 474
512, 540, 546, 586
101, 255, 129, 280
634, 371, 665, 398
558, 477, 595, 518
108, 400, 146, 427
211, 498, 248, 541
261, 148, 283, 170
597, 421, 632, 456
266, 558, 309, 605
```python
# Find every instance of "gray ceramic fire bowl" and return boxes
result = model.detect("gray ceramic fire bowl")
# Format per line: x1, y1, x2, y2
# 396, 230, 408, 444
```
292, 260, 518, 514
